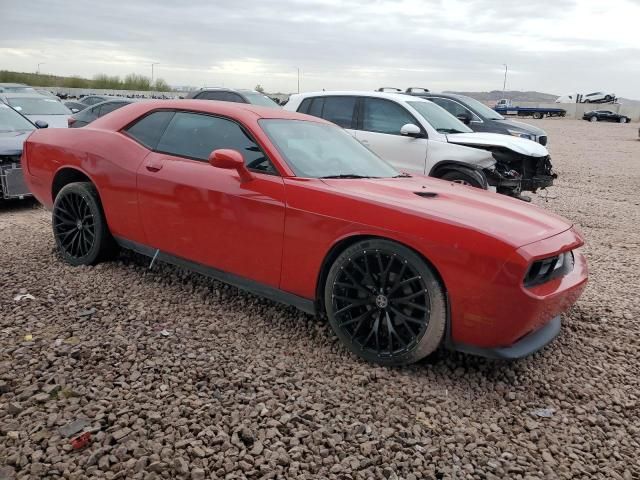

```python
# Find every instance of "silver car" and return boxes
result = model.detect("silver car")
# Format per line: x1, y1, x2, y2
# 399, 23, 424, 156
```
0, 93, 72, 128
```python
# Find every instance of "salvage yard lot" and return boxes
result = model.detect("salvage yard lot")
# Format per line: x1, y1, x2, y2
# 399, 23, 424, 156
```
1, 119, 638, 479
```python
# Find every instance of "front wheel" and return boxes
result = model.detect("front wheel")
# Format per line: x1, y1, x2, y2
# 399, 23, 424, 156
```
619, 117, 627, 123
439, 169, 487, 189
324, 239, 447, 366
590, 116, 598, 122
52, 182, 116, 266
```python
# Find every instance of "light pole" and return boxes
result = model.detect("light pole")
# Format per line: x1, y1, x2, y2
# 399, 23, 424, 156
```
151, 63, 160, 84
502, 64, 508, 92
37, 63, 45, 74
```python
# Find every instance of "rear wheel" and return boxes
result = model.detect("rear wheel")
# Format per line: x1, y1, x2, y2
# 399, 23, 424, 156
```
590, 116, 598, 122
532, 112, 544, 119
619, 117, 627, 123
52, 182, 116, 266
324, 239, 446, 366
439, 169, 486, 189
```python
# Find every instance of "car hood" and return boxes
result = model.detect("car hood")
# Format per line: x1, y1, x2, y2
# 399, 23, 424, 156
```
0, 130, 32, 156
321, 176, 571, 248
24, 114, 69, 128
446, 132, 548, 157
493, 118, 546, 136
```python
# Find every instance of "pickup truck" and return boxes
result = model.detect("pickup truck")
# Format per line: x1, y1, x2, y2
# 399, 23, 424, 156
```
494, 99, 566, 119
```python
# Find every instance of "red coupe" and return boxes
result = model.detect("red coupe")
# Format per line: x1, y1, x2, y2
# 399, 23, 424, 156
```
23, 100, 588, 365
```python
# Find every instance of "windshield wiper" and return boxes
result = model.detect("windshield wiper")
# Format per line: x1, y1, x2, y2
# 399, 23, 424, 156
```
319, 174, 373, 179
393, 173, 412, 178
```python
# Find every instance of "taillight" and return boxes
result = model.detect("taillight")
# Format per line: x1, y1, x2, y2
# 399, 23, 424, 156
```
524, 251, 574, 287
68, 117, 76, 127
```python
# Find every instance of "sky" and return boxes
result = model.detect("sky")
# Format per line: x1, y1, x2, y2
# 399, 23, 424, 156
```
1, 0, 639, 97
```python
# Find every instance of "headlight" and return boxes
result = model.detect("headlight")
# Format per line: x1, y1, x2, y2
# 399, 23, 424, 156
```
524, 251, 574, 287
507, 129, 533, 140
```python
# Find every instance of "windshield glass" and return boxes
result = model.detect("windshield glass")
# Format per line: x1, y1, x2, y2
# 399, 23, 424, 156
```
260, 119, 399, 178
0, 103, 35, 132
242, 92, 281, 108
408, 101, 473, 134
457, 95, 504, 120
7, 97, 71, 115
1, 86, 36, 93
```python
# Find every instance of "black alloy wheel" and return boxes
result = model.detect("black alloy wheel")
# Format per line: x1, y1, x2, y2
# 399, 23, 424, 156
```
325, 239, 446, 366
52, 182, 115, 266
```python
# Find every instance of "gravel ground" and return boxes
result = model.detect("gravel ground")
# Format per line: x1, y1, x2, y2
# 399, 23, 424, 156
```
1, 119, 639, 480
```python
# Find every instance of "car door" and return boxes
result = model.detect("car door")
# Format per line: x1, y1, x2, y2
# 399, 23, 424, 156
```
355, 97, 429, 174
135, 110, 285, 287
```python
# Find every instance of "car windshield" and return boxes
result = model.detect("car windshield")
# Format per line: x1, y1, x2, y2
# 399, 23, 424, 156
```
1, 86, 36, 93
242, 92, 280, 108
7, 97, 71, 115
457, 95, 504, 120
407, 101, 473, 134
0, 103, 35, 132
260, 119, 399, 179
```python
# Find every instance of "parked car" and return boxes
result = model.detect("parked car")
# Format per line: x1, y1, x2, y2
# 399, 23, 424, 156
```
64, 101, 88, 113
78, 95, 113, 107
35, 89, 60, 99
68, 99, 138, 128
404, 91, 548, 145
582, 110, 631, 123
0, 83, 37, 94
556, 92, 617, 104
285, 91, 555, 200
187, 87, 280, 108
23, 100, 587, 365
0, 102, 46, 200
0, 94, 72, 128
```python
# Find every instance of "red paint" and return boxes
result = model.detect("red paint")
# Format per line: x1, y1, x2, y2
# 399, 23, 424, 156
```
70, 432, 91, 450
23, 100, 588, 351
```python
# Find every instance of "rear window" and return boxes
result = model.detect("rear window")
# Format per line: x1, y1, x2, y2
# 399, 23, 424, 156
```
124, 111, 175, 149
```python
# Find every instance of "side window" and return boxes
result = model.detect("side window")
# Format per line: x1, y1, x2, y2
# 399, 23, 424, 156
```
98, 102, 125, 117
321, 96, 356, 128
124, 111, 175, 149
297, 98, 312, 114
156, 112, 277, 174
429, 98, 479, 121
309, 98, 324, 118
361, 98, 416, 135
224, 92, 246, 103
84, 97, 102, 106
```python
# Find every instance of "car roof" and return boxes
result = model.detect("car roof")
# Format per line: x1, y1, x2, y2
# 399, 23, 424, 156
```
291, 91, 430, 103
89, 99, 331, 130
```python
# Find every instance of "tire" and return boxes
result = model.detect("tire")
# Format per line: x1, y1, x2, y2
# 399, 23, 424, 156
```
619, 117, 627, 123
439, 170, 486, 189
324, 239, 447, 366
52, 182, 116, 266
590, 116, 598, 122
532, 112, 544, 119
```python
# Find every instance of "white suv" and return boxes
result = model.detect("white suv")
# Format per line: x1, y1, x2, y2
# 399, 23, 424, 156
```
284, 91, 555, 199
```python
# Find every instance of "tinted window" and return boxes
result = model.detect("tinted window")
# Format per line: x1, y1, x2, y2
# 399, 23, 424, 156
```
98, 102, 127, 116
309, 98, 324, 117
82, 97, 104, 106
361, 98, 416, 135
198, 91, 246, 103
156, 112, 276, 173
321, 96, 356, 128
125, 111, 175, 149
297, 98, 312, 114
428, 98, 472, 119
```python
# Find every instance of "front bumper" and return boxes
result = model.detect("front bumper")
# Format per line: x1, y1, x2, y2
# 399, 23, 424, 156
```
452, 315, 561, 359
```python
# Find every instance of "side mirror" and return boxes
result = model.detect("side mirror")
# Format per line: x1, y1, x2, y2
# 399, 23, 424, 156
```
400, 123, 422, 138
34, 120, 48, 129
456, 114, 471, 125
209, 149, 253, 183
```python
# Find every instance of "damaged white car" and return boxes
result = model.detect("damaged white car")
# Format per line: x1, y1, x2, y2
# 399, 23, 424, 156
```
285, 91, 555, 201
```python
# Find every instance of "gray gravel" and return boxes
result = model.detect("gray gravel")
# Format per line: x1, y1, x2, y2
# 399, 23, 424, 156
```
1, 119, 639, 479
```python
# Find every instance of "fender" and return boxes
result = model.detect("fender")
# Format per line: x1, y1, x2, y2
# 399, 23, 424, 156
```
429, 160, 490, 189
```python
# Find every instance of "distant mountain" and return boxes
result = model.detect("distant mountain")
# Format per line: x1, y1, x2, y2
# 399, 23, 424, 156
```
444, 90, 559, 103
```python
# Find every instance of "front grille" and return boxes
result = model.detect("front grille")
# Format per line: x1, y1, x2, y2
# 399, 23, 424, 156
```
538, 136, 548, 146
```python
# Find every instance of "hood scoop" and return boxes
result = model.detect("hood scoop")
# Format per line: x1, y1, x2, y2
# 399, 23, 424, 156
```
414, 191, 438, 198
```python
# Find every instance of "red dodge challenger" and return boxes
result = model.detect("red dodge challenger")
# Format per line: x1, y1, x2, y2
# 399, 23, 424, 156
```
22, 100, 588, 365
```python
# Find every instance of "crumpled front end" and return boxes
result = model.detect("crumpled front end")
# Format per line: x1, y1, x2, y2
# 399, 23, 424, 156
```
485, 149, 557, 197
0, 153, 31, 200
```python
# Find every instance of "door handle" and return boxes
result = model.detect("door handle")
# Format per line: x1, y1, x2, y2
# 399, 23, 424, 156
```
145, 157, 165, 172
146, 164, 162, 172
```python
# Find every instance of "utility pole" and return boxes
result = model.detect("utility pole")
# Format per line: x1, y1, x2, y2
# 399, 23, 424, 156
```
502, 64, 508, 92
151, 63, 160, 84
37, 63, 45, 74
